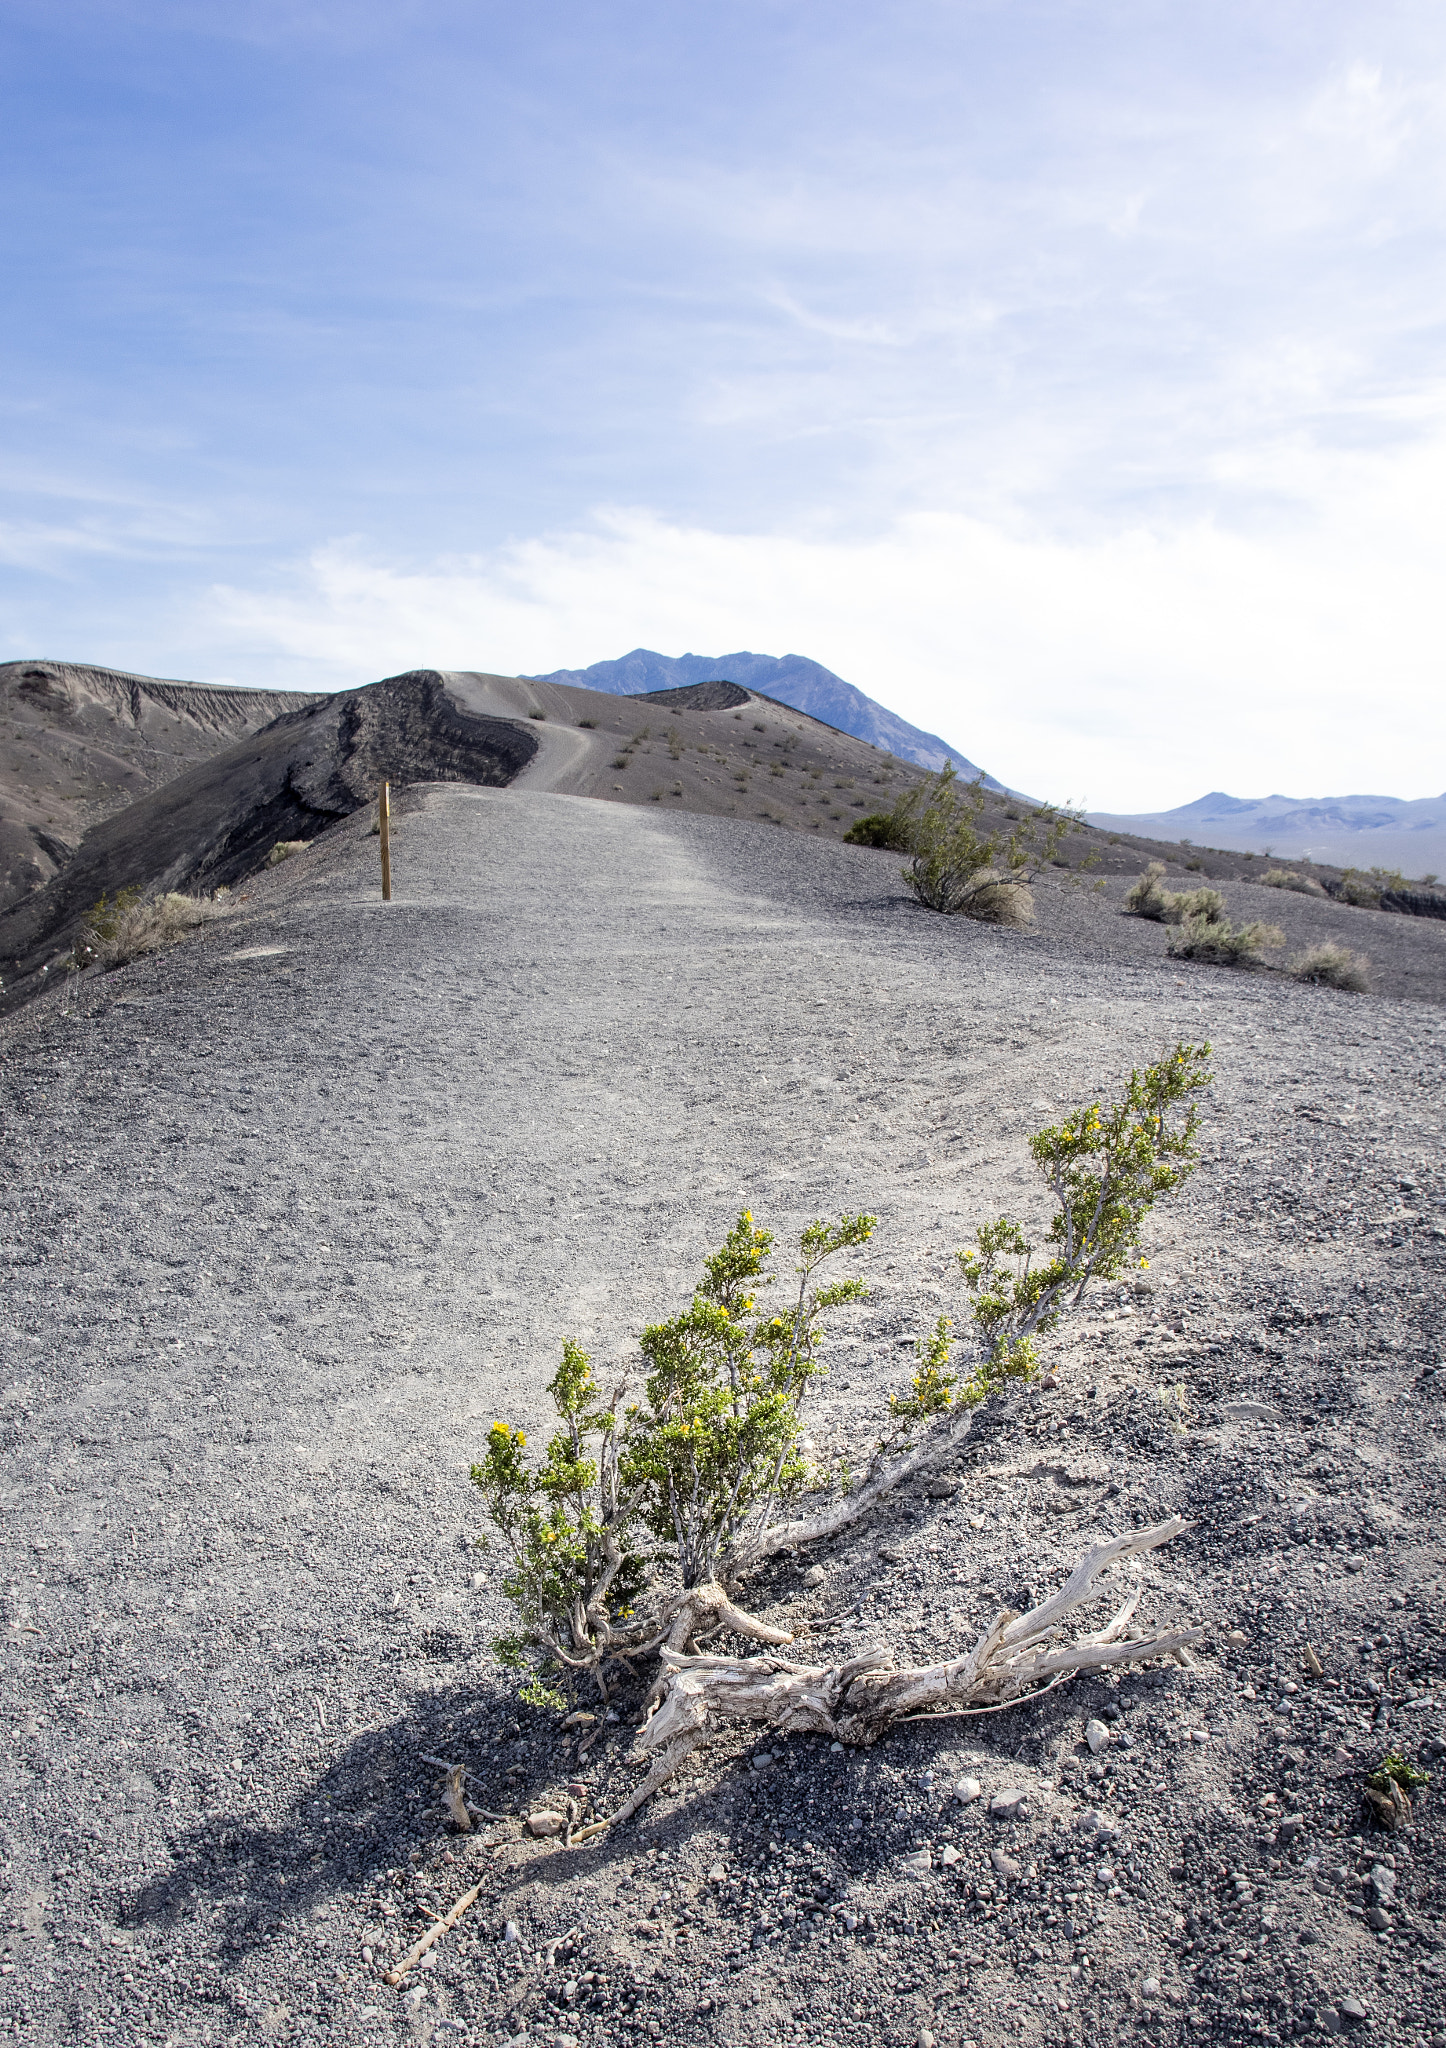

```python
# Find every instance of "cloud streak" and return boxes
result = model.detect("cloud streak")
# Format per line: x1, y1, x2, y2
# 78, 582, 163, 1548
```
207, 392, 1446, 810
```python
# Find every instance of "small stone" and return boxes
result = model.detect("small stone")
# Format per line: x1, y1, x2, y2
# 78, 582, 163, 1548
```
1277, 1815, 1305, 1843
925, 1479, 958, 1499
1365, 1907, 1391, 1931
1190, 1729, 1210, 1745
1223, 1401, 1281, 1422
804, 1565, 826, 1587
989, 1786, 1028, 1818
990, 1849, 1021, 1879
917, 2032, 937, 2048
939, 1845, 961, 1866
503, 1920, 522, 1943
955, 1776, 981, 1803
830, 1741, 844, 1754
1141, 1978, 1161, 2001
1339, 1996, 1368, 2023
1085, 1719, 1110, 1755
1095, 1865, 1116, 1889
1368, 1864, 1397, 1903
901, 1849, 932, 1877
527, 1811, 567, 1837
1225, 1630, 1248, 1647
708, 1862, 727, 1882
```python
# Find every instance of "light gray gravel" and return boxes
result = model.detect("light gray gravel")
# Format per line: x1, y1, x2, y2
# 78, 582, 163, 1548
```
2, 784, 1444, 2048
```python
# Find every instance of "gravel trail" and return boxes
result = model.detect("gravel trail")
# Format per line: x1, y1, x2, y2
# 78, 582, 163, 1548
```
2, 786, 1444, 2048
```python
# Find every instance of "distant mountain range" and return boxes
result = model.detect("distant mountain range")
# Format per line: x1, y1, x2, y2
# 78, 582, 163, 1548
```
525, 648, 996, 781
1088, 790, 1446, 880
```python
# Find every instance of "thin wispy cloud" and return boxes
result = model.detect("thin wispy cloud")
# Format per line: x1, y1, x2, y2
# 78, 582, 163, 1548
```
3, 1, 1445, 804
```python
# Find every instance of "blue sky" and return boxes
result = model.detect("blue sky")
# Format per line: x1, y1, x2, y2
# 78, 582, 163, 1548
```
4, 0, 1445, 807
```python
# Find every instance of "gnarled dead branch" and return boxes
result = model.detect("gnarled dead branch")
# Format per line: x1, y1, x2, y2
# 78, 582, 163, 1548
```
578, 1518, 1199, 1828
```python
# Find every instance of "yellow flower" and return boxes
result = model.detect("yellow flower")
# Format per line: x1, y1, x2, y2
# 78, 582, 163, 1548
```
516, 1431, 527, 1446
1138, 1258, 1149, 1269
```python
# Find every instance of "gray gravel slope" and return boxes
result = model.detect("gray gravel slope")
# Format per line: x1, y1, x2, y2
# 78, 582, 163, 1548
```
2, 786, 1444, 2048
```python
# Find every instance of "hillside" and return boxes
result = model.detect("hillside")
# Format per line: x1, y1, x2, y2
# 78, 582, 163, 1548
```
1, 782, 1444, 2048
7, 662, 1446, 1017
0, 659, 325, 914
526, 648, 992, 779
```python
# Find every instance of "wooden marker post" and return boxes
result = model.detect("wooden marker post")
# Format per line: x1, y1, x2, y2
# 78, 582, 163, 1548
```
379, 781, 393, 901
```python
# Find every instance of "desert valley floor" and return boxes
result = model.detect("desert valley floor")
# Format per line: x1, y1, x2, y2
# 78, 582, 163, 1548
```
2, 784, 1445, 2048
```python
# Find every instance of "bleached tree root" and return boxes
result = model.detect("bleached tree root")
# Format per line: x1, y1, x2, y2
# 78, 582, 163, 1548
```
614, 1518, 1200, 1809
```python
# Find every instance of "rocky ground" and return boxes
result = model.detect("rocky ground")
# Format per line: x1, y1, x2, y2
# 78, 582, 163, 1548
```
1, 785, 1444, 2048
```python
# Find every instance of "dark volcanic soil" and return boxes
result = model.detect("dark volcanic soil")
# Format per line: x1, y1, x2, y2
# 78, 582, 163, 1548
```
1, 787, 1444, 2048
0, 661, 323, 915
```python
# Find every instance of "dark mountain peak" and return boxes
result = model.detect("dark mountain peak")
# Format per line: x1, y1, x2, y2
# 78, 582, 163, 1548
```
526, 648, 993, 780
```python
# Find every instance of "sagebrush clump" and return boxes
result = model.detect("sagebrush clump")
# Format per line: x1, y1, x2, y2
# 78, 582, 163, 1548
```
70, 888, 225, 972
267, 839, 308, 867
1124, 862, 1226, 926
1167, 915, 1282, 967
1291, 942, 1372, 992
1260, 868, 1326, 896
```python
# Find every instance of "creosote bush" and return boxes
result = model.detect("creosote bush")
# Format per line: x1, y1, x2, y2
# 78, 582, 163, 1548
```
267, 839, 308, 867
473, 1043, 1212, 1715
69, 888, 225, 972
1291, 941, 1372, 992
885, 765, 1071, 920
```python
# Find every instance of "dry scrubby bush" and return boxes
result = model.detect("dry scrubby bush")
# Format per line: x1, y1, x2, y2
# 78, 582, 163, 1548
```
69, 887, 225, 972
473, 1045, 1212, 1825
1124, 861, 1226, 926
1125, 862, 1282, 968
1337, 866, 1405, 909
844, 765, 1071, 924
266, 839, 309, 867
1291, 941, 1372, 992
1167, 915, 1283, 967
1261, 868, 1326, 896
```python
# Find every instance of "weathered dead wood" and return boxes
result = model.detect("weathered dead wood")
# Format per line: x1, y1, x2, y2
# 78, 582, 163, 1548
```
382, 1881, 483, 1984
587, 1518, 1201, 1823
723, 1403, 980, 1577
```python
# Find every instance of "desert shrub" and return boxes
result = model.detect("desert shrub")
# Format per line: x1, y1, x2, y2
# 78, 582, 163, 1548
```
895, 766, 1071, 920
950, 872, 1034, 926
472, 1212, 873, 1687
72, 890, 224, 971
843, 811, 911, 849
959, 1042, 1211, 1374
528, 709, 547, 721
1124, 862, 1226, 926
578, 718, 598, 728
267, 839, 308, 867
1290, 942, 1372, 992
1123, 862, 1172, 918
1167, 915, 1282, 966
1337, 865, 1404, 909
474, 1045, 1211, 1702
1260, 868, 1325, 895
